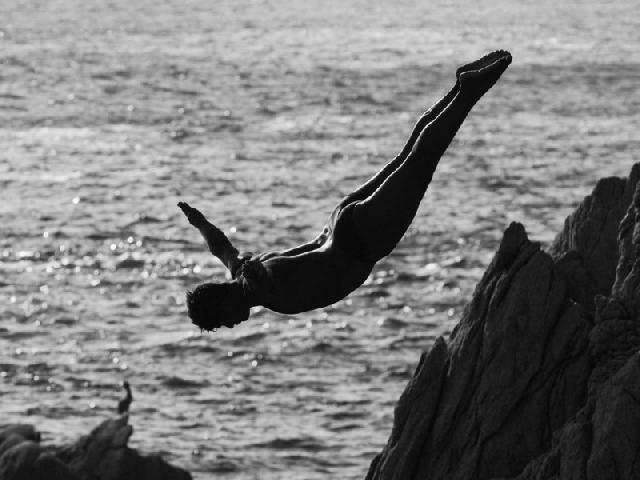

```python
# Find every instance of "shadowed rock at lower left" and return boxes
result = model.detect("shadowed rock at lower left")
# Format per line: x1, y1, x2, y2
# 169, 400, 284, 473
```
0, 416, 191, 480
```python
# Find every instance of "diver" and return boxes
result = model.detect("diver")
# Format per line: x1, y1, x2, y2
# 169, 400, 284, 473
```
178, 50, 511, 331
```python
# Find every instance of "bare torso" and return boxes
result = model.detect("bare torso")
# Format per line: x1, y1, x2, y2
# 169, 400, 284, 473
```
239, 239, 374, 314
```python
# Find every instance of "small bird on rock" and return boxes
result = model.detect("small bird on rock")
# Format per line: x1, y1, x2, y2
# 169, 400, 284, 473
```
117, 380, 133, 415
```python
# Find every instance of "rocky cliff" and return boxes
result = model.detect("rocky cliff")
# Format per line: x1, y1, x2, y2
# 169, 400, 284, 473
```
0, 415, 191, 480
366, 164, 640, 480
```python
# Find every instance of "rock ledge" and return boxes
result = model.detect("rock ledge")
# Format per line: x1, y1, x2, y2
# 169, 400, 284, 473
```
0, 415, 191, 480
366, 164, 640, 480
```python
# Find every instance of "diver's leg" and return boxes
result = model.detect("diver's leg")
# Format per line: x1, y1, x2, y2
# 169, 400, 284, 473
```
327, 86, 456, 233
332, 50, 510, 212
328, 84, 458, 234
351, 52, 511, 260
333, 85, 458, 211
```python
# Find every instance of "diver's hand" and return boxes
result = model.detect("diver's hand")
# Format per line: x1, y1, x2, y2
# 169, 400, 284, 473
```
178, 202, 206, 228
179, 202, 240, 267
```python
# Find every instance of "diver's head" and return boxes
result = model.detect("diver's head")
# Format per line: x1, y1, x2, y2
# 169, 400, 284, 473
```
186, 281, 250, 331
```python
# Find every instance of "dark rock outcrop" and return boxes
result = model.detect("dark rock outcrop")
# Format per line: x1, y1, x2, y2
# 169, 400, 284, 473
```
0, 416, 191, 480
366, 164, 640, 480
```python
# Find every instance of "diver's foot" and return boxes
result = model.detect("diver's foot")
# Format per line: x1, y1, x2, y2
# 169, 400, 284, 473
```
458, 51, 511, 99
456, 50, 510, 80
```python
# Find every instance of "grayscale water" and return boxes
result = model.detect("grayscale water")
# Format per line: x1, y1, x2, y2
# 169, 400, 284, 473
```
1, 0, 638, 478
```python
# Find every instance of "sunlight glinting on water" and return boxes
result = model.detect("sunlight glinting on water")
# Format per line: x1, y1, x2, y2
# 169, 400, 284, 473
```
1, 0, 639, 478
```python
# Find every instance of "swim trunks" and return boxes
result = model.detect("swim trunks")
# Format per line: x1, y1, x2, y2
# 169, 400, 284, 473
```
331, 201, 377, 263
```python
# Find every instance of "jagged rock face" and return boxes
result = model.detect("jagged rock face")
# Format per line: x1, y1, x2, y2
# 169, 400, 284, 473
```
367, 163, 640, 480
549, 166, 639, 310
0, 416, 191, 480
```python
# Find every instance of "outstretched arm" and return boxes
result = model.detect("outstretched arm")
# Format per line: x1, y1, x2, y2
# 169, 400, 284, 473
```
178, 202, 243, 275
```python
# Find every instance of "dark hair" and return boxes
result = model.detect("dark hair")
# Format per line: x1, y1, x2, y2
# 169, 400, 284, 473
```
186, 282, 249, 331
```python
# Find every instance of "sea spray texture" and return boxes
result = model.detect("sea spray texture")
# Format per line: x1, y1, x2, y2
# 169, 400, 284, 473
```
0, 0, 638, 478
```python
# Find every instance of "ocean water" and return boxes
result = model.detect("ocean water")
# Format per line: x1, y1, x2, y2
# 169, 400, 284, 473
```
1, 0, 638, 478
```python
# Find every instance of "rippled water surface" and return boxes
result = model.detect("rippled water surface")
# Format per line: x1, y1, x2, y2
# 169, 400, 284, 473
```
1, 0, 639, 478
